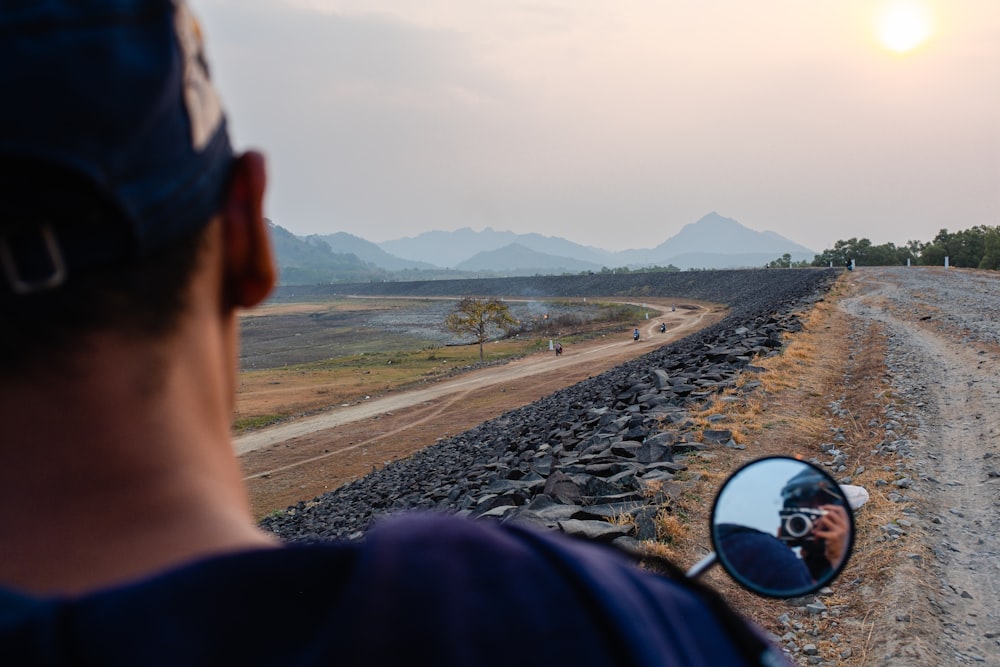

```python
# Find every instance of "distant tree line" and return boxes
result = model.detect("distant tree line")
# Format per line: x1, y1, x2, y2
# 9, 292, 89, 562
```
766, 253, 812, 269
783, 225, 1000, 270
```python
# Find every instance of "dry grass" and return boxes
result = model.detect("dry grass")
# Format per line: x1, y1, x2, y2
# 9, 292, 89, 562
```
637, 275, 916, 665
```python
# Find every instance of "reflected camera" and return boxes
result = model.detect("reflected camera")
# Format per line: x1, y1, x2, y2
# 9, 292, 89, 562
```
778, 507, 826, 544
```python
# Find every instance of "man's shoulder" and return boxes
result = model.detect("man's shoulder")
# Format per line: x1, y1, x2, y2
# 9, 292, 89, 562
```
2, 513, 770, 666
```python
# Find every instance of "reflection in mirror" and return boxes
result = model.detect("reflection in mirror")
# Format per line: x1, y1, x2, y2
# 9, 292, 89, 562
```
711, 457, 854, 598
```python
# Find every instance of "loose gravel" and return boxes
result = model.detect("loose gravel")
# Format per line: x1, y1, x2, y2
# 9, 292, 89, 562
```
839, 267, 1000, 666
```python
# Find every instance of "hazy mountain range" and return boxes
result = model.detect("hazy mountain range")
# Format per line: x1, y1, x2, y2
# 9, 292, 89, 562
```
271, 212, 817, 284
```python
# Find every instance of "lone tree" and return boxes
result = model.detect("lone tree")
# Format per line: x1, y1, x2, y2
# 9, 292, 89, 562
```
445, 297, 517, 361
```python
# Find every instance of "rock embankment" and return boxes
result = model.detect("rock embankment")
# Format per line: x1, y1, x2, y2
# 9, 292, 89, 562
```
262, 268, 838, 542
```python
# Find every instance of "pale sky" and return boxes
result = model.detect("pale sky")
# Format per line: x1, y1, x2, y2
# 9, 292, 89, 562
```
195, 0, 999, 253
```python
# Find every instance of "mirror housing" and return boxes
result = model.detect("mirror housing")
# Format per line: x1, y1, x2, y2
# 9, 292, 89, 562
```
709, 457, 855, 598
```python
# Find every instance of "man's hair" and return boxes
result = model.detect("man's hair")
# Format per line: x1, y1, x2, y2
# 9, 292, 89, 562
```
0, 161, 209, 376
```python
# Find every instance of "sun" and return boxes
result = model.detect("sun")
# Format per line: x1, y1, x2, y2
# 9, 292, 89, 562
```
876, 1, 933, 53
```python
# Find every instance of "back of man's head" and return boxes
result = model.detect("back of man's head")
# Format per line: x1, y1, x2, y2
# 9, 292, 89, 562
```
0, 1, 236, 373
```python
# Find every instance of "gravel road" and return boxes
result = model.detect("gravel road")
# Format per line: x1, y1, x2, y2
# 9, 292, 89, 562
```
842, 267, 1000, 666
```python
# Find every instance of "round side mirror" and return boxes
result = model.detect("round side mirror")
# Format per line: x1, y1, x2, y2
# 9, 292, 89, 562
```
710, 457, 855, 598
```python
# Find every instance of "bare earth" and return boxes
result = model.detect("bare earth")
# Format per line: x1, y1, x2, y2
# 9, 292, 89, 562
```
238, 299, 724, 518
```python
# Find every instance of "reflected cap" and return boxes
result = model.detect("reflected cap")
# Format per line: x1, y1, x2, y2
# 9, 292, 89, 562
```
780, 467, 840, 506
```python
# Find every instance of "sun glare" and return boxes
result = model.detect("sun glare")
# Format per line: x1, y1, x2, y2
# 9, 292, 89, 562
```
876, 1, 933, 53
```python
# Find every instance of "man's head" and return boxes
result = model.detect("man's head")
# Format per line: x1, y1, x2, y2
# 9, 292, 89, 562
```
0, 1, 279, 598
0, 1, 273, 374
779, 467, 840, 508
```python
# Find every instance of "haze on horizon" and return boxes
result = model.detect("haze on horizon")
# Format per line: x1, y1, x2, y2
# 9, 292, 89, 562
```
197, 0, 999, 253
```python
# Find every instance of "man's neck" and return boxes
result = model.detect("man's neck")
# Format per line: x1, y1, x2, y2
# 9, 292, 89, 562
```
0, 330, 278, 596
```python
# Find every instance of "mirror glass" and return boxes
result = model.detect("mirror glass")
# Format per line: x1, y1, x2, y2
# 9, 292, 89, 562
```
711, 457, 854, 598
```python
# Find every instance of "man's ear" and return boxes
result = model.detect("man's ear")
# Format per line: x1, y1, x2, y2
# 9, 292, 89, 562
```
221, 151, 276, 308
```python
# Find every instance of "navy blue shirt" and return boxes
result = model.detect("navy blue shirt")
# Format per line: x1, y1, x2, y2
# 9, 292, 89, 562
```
715, 523, 815, 597
1, 514, 785, 666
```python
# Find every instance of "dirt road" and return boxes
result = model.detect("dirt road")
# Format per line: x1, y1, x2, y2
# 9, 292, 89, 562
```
841, 268, 1000, 666
238, 299, 723, 517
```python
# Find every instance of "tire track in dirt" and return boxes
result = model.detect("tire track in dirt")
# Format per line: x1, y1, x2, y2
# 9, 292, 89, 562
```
842, 268, 1000, 666
243, 388, 475, 480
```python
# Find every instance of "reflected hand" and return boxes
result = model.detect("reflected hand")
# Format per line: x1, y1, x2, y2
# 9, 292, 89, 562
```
813, 504, 849, 566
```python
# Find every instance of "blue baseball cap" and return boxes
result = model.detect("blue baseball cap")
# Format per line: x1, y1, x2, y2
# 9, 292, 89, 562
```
0, 0, 234, 294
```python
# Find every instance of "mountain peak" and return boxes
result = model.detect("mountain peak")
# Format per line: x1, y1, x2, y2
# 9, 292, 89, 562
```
692, 212, 739, 227
654, 213, 811, 256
